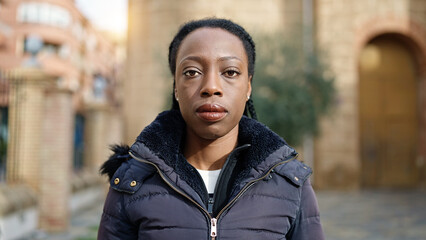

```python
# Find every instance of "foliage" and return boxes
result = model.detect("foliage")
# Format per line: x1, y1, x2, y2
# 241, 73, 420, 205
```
75, 225, 98, 240
252, 34, 335, 146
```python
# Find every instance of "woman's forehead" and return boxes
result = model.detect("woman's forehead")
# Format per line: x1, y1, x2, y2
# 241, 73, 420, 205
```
176, 27, 248, 63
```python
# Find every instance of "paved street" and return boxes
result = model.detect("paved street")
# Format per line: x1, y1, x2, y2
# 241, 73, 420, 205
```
22, 189, 426, 240
317, 190, 426, 240
19, 203, 102, 240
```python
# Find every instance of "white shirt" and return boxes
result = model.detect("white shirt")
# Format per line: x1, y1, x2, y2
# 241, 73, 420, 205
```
196, 169, 221, 194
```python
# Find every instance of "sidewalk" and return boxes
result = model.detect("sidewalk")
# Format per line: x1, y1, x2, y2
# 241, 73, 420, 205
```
317, 190, 426, 240
19, 202, 103, 240
22, 189, 426, 240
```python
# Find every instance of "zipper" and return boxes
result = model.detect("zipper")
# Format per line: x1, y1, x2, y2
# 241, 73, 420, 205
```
215, 154, 298, 219
129, 151, 216, 239
210, 218, 217, 239
130, 150, 297, 239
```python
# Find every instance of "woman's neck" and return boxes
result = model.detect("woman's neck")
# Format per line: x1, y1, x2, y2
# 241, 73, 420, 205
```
184, 125, 239, 170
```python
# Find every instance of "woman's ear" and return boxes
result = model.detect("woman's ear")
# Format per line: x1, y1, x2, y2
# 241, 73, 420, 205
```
174, 88, 179, 101
246, 75, 253, 101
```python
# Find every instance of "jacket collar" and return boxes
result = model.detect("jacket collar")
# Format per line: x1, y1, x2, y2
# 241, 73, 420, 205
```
130, 110, 296, 175
129, 110, 298, 203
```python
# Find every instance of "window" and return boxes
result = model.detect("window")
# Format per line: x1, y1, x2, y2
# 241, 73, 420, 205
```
17, 2, 71, 28
23, 37, 69, 58
42, 41, 60, 55
73, 114, 85, 170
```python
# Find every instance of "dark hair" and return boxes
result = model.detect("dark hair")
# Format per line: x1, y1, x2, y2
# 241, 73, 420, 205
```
168, 18, 257, 120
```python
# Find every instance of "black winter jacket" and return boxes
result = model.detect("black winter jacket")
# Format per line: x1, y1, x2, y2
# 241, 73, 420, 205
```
98, 110, 324, 239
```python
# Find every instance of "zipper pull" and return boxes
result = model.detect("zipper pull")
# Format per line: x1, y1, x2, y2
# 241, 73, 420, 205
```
210, 218, 217, 239
208, 196, 214, 214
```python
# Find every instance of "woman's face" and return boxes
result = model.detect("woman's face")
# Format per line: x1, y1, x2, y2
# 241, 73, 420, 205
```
175, 27, 252, 140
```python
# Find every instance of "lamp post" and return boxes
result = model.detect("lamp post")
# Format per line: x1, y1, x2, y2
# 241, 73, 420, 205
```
22, 35, 43, 68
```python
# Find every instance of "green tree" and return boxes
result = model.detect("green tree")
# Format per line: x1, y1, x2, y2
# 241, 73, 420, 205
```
252, 34, 335, 146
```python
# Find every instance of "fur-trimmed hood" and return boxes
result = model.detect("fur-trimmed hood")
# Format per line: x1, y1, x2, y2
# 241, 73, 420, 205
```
101, 110, 304, 205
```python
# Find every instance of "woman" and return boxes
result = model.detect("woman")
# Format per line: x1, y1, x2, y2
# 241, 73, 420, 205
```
98, 18, 324, 240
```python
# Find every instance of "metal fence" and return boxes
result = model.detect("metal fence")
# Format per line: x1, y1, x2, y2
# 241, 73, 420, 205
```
0, 70, 85, 181
0, 71, 10, 181
0, 70, 25, 182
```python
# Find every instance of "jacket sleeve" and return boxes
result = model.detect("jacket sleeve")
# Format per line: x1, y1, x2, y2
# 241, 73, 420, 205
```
98, 187, 138, 240
287, 179, 325, 240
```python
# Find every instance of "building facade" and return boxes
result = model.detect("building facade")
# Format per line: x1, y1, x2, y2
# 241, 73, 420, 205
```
0, 0, 124, 238
314, 0, 426, 189
125, 0, 426, 190
0, 0, 121, 107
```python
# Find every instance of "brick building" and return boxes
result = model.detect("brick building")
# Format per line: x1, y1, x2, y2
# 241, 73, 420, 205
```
0, 0, 123, 238
0, 0, 121, 107
125, 0, 426, 190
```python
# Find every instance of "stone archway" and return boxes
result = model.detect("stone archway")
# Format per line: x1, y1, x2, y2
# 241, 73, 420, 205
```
359, 34, 420, 188
355, 17, 426, 188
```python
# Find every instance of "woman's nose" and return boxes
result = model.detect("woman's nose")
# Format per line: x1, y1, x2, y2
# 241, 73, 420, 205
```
200, 72, 223, 97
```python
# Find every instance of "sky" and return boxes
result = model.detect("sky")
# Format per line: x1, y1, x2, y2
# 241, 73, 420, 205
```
75, 0, 128, 36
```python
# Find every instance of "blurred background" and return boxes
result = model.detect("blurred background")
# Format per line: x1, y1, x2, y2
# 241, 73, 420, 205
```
0, 0, 425, 239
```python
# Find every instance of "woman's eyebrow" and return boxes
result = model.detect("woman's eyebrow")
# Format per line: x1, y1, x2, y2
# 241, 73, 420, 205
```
178, 56, 202, 66
179, 55, 243, 66
218, 56, 243, 62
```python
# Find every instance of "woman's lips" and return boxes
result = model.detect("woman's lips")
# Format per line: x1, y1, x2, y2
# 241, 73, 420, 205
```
196, 104, 227, 122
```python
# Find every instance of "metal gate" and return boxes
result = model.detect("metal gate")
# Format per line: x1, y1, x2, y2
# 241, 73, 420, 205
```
0, 70, 24, 182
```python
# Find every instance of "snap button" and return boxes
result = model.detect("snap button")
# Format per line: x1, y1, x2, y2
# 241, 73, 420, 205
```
294, 176, 299, 181
130, 181, 137, 187
114, 178, 120, 185
263, 174, 273, 181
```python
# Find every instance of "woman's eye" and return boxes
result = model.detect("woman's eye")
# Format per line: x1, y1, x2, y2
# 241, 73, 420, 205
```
224, 70, 239, 78
184, 70, 200, 77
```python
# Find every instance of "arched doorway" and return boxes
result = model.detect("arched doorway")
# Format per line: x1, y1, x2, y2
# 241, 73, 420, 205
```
359, 34, 420, 188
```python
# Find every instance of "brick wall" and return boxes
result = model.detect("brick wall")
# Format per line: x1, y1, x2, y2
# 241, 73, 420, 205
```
39, 88, 73, 231
7, 69, 55, 189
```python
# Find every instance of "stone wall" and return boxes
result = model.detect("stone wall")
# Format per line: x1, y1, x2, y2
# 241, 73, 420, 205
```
314, 0, 426, 189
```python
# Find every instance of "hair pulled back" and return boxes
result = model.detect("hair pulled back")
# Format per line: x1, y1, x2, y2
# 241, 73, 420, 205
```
168, 18, 257, 120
